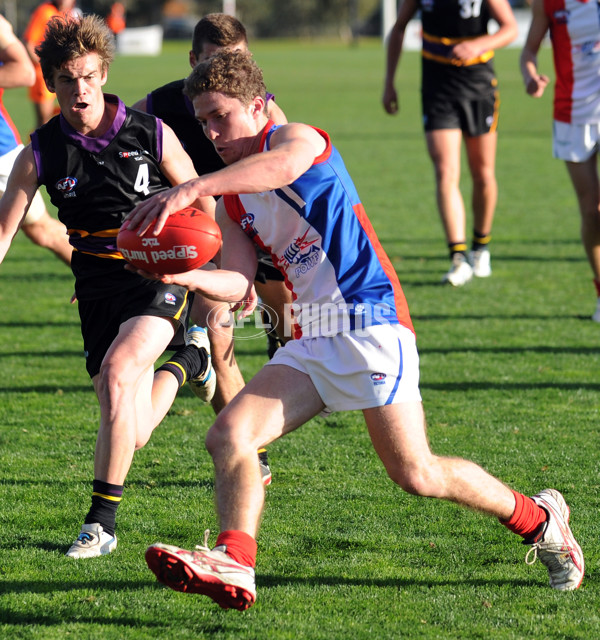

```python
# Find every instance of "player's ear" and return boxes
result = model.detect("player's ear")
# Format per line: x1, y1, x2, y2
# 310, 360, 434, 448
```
251, 96, 265, 117
189, 50, 197, 68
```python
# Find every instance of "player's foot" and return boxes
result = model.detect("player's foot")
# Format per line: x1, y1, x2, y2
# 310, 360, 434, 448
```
258, 448, 272, 486
187, 325, 216, 403
468, 248, 492, 278
524, 489, 584, 591
441, 253, 473, 287
146, 540, 256, 610
592, 298, 600, 322
65, 523, 117, 558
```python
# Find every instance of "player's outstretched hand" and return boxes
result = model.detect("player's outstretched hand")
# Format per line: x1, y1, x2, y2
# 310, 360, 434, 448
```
123, 182, 199, 236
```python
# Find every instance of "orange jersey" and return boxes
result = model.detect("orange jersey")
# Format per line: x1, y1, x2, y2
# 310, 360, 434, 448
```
23, 3, 61, 104
23, 2, 60, 47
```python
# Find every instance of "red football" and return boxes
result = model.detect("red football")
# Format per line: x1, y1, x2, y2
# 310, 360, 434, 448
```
117, 207, 221, 275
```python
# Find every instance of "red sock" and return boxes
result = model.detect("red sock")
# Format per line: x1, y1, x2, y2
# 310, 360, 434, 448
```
499, 490, 547, 538
216, 530, 257, 568
594, 279, 600, 297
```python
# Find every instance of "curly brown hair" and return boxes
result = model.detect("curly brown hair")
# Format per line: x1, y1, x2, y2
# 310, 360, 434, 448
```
35, 14, 115, 89
183, 50, 266, 107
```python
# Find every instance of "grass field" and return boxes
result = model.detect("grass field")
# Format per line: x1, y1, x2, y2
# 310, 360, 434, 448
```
0, 39, 599, 639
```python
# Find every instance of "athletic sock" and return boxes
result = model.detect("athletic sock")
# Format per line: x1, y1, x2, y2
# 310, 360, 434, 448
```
84, 479, 123, 537
499, 490, 547, 539
448, 242, 468, 258
471, 230, 491, 252
216, 530, 257, 568
156, 344, 207, 387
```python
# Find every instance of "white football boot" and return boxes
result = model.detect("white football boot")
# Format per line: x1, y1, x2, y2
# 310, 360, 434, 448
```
146, 530, 256, 610
524, 489, 584, 591
468, 248, 492, 278
186, 325, 216, 403
65, 523, 117, 558
442, 253, 473, 287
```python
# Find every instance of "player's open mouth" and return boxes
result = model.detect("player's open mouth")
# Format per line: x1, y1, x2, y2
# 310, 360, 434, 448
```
74, 102, 88, 111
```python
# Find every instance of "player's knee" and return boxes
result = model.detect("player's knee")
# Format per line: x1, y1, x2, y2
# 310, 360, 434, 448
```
387, 462, 441, 498
205, 414, 251, 460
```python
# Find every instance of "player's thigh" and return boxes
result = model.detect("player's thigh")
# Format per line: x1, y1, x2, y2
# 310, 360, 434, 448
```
425, 129, 463, 178
210, 364, 325, 451
363, 402, 433, 473
102, 314, 176, 377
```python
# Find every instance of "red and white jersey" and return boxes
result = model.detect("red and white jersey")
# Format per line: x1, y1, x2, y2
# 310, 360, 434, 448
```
545, 0, 600, 123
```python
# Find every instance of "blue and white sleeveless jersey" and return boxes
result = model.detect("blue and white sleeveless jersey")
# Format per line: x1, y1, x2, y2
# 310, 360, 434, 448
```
223, 123, 414, 339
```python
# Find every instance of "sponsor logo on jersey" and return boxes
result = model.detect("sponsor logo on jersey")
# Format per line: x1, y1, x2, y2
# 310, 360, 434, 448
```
277, 228, 321, 277
553, 9, 569, 23
56, 176, 77, 194
164, 292, 177, 305
575, 40, 600, 55
119, 150, 142, 158
370, 372, 386, 385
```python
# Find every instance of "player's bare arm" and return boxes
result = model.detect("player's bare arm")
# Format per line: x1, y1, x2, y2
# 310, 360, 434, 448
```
0, 16, 35, 88
125, 122, 325, 235
520, 0, 551, 98
0, 145, 41, 262
382, 0, 418, 115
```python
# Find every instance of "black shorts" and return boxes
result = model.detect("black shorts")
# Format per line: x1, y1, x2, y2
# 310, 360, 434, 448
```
255, 248, 284, 284
422, 91, 499, 137
78, 282, 191, 378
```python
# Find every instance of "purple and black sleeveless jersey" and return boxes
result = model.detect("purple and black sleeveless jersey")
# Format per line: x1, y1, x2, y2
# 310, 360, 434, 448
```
31, 94, 172, 300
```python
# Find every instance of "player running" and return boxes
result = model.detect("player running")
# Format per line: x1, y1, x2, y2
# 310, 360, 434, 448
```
125, 51, 584, 609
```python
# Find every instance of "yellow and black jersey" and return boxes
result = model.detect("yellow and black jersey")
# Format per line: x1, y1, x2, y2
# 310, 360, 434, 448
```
418, 0, 497, 100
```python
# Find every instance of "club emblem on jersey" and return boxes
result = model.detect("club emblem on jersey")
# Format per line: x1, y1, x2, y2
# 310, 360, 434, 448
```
56, 176, 77, 196
370, 373, 386, 386
164, 293, 177, 305
278, 228, 320, 277
239, 212, 259, 239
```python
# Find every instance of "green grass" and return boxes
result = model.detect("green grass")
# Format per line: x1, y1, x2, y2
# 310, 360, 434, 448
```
1, 39, 599, 639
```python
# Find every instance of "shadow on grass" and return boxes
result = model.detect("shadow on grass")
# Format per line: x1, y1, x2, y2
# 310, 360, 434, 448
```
0, 320, 80, 328
0, 350, 83, 358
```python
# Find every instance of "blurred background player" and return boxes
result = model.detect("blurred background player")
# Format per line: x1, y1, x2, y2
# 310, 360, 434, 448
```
383, 0, 517, 286
132, 14, 292, 483
0, 14, 216, 558
106, 2, 126, 37
23, 0, 78, 128
0, 13, 71, 265
521, 0, 600, 322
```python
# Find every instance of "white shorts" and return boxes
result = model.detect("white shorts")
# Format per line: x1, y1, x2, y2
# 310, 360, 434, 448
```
0, 145, 45, 225
266, 323, 422, 415
553, 120, 600, 162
